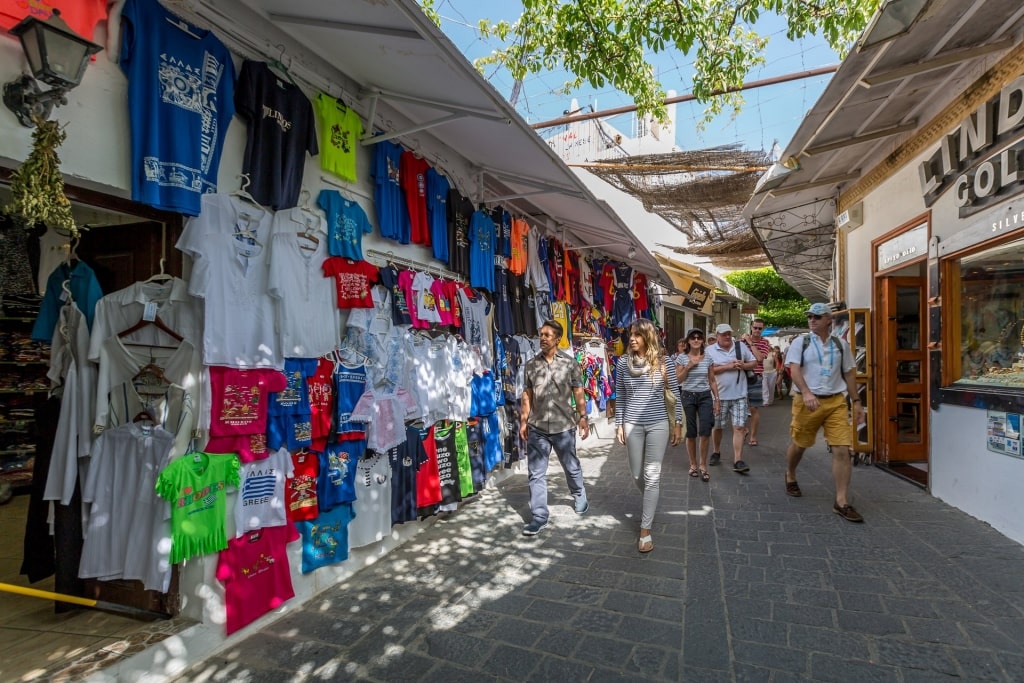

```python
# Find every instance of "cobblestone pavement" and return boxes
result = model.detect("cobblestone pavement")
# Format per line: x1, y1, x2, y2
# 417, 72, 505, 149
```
179, 403, 1024, 682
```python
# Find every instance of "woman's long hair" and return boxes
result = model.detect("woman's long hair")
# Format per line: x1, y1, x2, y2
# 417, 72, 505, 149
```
629, 319, 663, 377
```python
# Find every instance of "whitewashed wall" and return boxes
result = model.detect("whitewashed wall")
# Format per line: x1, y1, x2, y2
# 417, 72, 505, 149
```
844, 137, 1024, 546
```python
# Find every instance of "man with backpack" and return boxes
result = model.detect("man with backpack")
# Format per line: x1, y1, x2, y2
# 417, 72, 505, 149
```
783, 303, 865, 522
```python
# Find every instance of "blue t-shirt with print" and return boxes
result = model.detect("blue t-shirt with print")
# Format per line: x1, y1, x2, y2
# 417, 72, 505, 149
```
372, 139, 409, 243
318, 440, 363, 511
319, 189, 373, 260
426, 168, 450, 262
120, 0, 235, 215
297, 503, 354, 574
468, 210, 496, 292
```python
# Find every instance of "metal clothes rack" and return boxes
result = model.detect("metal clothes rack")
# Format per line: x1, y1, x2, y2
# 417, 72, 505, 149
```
319, 175, 375, 204
364, 249, 465, 283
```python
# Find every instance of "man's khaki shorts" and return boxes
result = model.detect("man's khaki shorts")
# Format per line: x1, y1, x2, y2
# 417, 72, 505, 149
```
789, 393, 851, 448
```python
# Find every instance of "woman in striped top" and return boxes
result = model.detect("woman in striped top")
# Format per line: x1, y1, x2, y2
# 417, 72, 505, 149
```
676, 328, 719, 482
614, 319, 683, 553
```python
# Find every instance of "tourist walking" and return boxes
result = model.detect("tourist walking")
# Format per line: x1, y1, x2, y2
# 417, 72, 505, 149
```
519, 319, 590, 536
740, 318, 771, 445
676, 328, 719, 482
783, 303, 865, 522
614, 319, 683, 553
707, 323, 756, 473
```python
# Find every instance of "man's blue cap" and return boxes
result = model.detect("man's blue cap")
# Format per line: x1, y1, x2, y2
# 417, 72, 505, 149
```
804, 302, 832, 316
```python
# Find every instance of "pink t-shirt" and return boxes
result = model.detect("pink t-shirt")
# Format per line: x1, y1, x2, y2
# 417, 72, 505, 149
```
322, 258, 379, 308
397, 269, 422, 328
209, 367, 287, 438
349, 387, 419, 452
216, 524, 299, 635
431, 279, 454, 326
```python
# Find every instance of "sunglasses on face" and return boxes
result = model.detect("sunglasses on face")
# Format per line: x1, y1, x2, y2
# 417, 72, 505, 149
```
751, 327, 763, 331
807, 314, 824, 320
689, 336, 703, 341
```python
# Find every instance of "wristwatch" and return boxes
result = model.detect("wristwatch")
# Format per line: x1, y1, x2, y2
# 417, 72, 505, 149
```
577, 414, 587, 421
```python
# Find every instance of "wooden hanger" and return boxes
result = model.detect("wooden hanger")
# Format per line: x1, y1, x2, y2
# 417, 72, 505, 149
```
118, 315, 184, 344
133, 408, 157, 424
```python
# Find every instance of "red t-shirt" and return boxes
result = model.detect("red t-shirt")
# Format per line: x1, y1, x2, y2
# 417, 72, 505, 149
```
415, 429, 441, 508
0, 0, 107, 41
400, 152, 431, 246
286, 450, 319, 522
209, 368, 288, 438
216, 524, 299, 635
307, 358, 334, 450
322, 257, 379, 308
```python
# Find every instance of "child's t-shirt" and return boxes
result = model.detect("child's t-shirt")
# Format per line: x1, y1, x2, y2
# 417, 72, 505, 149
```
349, 450, 392, 548
315, 93, 363, 182
319, 189, 373, 260
209, 367, 288, 437
308, 358, 335, 450
322, 258, 379, 308
155, 452, 241, 564
286, 450, 320, 522
235, 447, 293, 536
216, 523, 299, 635
318, 440, 362, 511
296, 503, 355, 574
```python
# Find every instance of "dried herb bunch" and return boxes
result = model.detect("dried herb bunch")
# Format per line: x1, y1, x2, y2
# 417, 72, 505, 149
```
4, 118, 77, 237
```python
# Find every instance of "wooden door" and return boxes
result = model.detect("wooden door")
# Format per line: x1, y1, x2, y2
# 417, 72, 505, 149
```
879, 276, 928, 462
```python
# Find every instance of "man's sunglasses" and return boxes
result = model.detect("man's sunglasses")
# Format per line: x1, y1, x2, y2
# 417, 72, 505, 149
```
806, 314, 824, 320
751, 327, 763, 331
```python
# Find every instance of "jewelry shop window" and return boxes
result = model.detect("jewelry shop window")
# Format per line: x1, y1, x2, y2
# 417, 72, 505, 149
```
951, 236, 1024, 389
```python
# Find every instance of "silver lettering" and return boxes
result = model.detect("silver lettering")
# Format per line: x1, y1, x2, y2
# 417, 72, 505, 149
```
997, 75, 1024, 135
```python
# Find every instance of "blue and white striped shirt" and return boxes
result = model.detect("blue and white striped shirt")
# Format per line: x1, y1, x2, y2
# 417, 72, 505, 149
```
614, 355, 684, 426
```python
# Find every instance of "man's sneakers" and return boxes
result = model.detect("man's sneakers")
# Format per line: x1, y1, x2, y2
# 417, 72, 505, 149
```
833, 502, 864, 523
522, 519, 549, 536
732, 460, 750, 473
709, 452, 721, 466
574, 497, 590, 514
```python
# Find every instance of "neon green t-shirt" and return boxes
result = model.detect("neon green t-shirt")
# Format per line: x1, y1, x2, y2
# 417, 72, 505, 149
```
156, 452, 241, 564
315, 93, 364, 183
454, 421, 473, 498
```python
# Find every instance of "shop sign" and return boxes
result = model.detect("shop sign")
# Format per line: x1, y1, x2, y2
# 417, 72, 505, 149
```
682, 281, 712, 312
877, 222, 927, 271
918, 75, 1024, 217
986, 410, 1023, 458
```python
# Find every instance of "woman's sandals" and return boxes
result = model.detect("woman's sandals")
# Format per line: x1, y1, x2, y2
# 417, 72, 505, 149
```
638, 530, 654, 553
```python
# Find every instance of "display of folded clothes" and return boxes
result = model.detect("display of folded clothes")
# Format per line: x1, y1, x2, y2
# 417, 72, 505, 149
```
0, 332, 49, 362
0, 294, 42, 317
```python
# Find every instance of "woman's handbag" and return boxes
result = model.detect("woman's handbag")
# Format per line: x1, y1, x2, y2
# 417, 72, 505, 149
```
662, 361, 678, 431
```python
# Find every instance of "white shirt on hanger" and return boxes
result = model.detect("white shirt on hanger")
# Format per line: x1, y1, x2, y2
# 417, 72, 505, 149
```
176, 193, 281, 369
267, 217, 341, 359
348, 450, 392, 548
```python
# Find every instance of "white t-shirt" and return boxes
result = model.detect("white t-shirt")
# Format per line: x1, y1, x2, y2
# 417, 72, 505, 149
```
447, 335, 481, 421
234, 447, 294, 536
404, 332, 449, 425
176, 193, 281, 369
706, 341, 755, 401
785, 334, 854, 396
349, 450, 392, 548
267, 224, 341, 359
413, 271, 442, 324
457, 289, 493, 368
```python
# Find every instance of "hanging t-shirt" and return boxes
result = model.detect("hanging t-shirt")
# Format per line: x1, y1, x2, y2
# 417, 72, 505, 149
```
468, 210, 496, 292
509, 218, 529, 275
396, 268, 422, 328
431, 278, 454, 327
492, 208, 512, 259
315, 93, 363, 182
334, 361, 368, 441
371, 139, 409, 243
217, 524, 299, 635
296, 503, 355, 574
177, 194, 280, 369
235, 447, 293, 536
308, 358, 335, 450
457, 288, 494, 368
413, 271, 442, 327
120, 0, 235, 215
0, 0, 107, 40
349, 450, 391, 547
446, 190, 473, 278
611, 263, 636, 328
31, 261, 103, 341
550, 300, 572, 349
349, 387, 419, 453
493, 267, 515, 337
400, 151, 431, 246
526, 229, 549, 293
317, 189, 373, 260
378, 264, 413, 326
427, 423, 461, 505
235, 60, 317, 209
208, 367, 287, 438
155, 452, 241, 564
286, 450, 320, 522
390, 429, 426, 525
411, 426, 441, 508
266, 358, 317, 451
322, 257, 379, 308
426, 169, 450, 262
483, 412, 503, 474
319, 440, 362, 511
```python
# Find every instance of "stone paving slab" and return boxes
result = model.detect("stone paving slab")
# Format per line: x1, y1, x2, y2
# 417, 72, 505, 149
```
176, 403, 1024, 682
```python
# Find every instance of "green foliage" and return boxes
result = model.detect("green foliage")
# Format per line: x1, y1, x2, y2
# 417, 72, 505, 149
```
725, 267, 809, 328
419, 0, 881, 123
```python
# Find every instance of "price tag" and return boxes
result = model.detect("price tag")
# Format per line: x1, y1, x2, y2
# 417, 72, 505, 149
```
142, 301, 158, 322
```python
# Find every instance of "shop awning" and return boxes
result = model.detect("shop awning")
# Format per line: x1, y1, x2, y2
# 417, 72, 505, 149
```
178, 0, 673, 285
741, 0, 1024, 301
654, 253, 759, 314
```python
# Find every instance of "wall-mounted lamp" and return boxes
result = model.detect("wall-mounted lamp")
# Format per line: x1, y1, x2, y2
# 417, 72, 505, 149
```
3, 9, 102, 127
627, 246, 637, 259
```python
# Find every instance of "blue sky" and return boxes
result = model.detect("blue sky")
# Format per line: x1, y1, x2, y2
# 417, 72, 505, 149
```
431, 0, 844, 154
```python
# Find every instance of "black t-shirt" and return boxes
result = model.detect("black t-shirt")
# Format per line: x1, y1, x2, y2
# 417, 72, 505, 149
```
235, 60, 318, 209
447, 190, 473, 278
378, 264, 412, 326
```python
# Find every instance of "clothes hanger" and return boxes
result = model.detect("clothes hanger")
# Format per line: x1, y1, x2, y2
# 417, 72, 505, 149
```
133, 407, 158, 424
268, 45, 299, 88
166, 14, 202, 40
118, 315, 184, 344
144, 258, 173, 284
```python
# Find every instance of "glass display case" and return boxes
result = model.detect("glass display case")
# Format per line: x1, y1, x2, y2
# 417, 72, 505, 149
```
948, 236, 1024, 388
